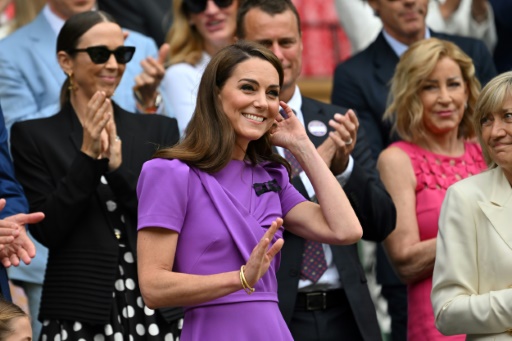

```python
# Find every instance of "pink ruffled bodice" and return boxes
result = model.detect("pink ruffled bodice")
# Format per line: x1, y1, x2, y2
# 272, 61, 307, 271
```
391, 141, 487, 341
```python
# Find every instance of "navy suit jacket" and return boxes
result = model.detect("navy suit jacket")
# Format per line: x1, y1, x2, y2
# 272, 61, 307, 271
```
98, 0, 172, 46
331, 30, 497, 161
277, 96, 396, 341
489, 0, 512, 72
0, 104, 29, 301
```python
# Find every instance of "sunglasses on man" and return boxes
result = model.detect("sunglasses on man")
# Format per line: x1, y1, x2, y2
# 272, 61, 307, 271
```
183, 0, 234, 14
69, 45, 136, 64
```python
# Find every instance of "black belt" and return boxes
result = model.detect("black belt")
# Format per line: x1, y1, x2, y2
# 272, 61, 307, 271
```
295, 289, 347, 311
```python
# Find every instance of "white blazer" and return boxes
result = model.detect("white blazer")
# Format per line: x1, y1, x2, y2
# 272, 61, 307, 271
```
432, 167, 512, 341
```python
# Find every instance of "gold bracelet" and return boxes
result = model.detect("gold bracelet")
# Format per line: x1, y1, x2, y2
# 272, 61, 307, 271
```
240, 265, 255, 295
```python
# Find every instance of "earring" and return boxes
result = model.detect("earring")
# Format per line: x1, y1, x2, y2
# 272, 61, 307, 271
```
67, 72, 75, 91
465, 102, 468, 110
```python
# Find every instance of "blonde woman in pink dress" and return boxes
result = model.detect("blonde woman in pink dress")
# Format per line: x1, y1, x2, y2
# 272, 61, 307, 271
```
377, 38, 487, 341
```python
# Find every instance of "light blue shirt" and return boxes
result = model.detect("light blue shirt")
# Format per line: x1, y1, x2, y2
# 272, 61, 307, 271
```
382, 27, 431, 57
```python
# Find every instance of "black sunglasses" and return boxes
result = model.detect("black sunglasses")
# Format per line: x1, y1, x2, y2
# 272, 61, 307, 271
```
183, 0, 234, 14
69, 45, 136, 64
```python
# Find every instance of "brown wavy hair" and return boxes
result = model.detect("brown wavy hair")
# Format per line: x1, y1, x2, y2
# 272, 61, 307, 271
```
154, 40, 290, 175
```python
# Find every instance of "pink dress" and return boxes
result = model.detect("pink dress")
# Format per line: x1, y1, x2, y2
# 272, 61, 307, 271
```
392, 141, 487, 341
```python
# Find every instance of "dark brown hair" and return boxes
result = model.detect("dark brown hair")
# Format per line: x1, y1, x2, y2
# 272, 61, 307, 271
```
56, 11, 117, 107
154, 40, 290, 174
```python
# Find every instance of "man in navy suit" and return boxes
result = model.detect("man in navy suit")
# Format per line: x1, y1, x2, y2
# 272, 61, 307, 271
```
238, 0, 396, 340
0, 103, 44, 301
331, 1, 497, 340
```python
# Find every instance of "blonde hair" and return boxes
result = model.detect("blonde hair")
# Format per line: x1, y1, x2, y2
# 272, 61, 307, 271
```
5, 0, 46, 35
473, 71, 512, 168
0, 299, 29, 339
384, 38, 481, 143
165, 0, 205, 66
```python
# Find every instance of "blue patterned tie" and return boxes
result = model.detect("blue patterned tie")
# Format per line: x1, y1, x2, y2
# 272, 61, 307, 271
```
280, 109, 327, 282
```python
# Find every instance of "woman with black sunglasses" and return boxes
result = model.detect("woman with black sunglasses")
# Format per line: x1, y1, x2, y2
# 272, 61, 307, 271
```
162, 0, 238, 135
9, 11, 182, 340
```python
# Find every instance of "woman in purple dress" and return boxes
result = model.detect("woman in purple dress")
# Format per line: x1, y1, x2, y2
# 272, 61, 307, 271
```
136, 40, 363, 341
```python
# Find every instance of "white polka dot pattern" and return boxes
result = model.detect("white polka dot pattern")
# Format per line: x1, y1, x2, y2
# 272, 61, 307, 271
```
125, 278, 136, 290
106, 200, 117, 212
115, 279, 125, 291
136, 324, 146, 335
144, 306, 155, 316
148, 324, 160, 336
122, 305, 135, 318
124, 252, 134, 263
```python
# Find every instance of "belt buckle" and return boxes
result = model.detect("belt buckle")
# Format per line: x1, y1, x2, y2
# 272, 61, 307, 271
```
305, 292, 327, 311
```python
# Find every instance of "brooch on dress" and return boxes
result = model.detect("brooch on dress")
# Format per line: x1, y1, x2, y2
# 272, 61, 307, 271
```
253, 179, 281, 196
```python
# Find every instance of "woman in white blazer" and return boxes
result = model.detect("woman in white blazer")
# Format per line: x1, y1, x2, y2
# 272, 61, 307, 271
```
432, 71, 512, 340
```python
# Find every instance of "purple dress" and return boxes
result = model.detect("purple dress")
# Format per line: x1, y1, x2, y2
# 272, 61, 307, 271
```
137, 159, 306, 340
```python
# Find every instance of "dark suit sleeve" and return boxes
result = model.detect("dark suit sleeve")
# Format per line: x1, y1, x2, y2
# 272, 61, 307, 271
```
98, 0, 169, 46
0, 106, 28, 218
472, 39, 497, 86
342, 125, 396, 242
332, 63, 386, 159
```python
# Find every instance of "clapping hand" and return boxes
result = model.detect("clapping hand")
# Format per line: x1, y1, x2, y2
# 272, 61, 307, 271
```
0, 199, 44, 267
326, 109, 359, 175
80, 91, 122, 171
133, 43, 170, 113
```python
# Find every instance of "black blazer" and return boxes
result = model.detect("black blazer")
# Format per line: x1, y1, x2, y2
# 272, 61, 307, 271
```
277, 96, 396, 341
331, 30, 497, 160
10, 102, 181, 324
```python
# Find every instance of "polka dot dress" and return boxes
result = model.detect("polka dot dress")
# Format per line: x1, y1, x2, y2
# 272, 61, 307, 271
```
39, 177, 183, 341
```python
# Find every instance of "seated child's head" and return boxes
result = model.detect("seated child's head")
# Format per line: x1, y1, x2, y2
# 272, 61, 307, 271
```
0, 298, 32, 341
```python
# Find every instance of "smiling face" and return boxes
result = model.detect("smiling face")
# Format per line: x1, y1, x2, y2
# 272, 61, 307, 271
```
480, 95, 512, 179
59, 22, 126, 102
218, 57, 280, 158
241, 7, 302, 103
189, 0, 238, 56
419, 57, 468, 137
368, 0, 428, 45
5, 316, 32, 341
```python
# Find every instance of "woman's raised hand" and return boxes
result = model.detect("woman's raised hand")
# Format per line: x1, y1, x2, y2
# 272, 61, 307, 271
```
270, 101, 309, 151
243, 218, 284, 287
81, 91, 112, 159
